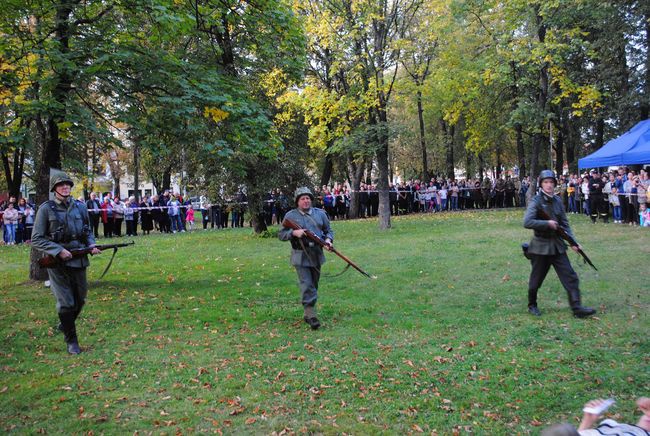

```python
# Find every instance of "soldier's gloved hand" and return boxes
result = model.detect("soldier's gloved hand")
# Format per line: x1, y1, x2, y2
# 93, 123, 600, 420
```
58, 249, 72, 260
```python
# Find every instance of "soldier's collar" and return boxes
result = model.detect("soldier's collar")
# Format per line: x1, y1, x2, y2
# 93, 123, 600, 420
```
298, 208, 312, 215
54, 196, 71, 207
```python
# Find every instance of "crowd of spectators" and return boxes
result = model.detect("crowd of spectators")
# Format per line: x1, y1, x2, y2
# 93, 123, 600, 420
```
1, 167, 648, 245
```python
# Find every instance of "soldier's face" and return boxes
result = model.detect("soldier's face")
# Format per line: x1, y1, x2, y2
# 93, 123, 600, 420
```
297, 195, 312, 211
541, 179, 555, 195
54, 183, 72, 198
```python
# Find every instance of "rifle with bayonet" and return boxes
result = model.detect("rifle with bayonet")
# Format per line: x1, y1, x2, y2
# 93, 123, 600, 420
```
282, 218, 373, 279
39, 241, 135, 278
536, 208, 597, 271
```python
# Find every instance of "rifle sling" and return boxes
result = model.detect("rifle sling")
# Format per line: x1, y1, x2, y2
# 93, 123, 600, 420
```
98, 247, 118, 280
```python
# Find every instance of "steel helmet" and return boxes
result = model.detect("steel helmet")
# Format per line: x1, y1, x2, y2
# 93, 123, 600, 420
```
538, 170, 557, 187
294, 187, 314, 204
49, 169, 74, 192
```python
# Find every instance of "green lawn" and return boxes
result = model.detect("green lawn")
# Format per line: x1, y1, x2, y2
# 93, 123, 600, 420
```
1, 210, 648, 434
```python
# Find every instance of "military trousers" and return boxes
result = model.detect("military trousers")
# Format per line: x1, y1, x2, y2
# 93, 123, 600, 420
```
295, 266, 320, 307
528, 252, 581, 309
48, 266, 88, 314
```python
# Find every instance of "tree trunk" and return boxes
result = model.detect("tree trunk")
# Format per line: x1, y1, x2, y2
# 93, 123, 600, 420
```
554, 121, 564, 176
1, 147, 25, 198
642, 3, 650, 120
320, 154, 333, 187
376, 108, 391, 230
133, 141, 140, 201
31, 0, 76, 281
416, 89, 428, 180
347, 156, 365, 219
595, 117, 604, 152
531, 7, 549, 178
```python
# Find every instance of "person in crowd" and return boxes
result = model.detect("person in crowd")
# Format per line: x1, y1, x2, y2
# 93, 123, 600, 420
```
449, 181, 459, 211
495, 176, 506, 208
124, 196, 137, 236
86, 192, 101, 238
580, 176, 591, 217
278, 187, 334, 330
567, 177, 577, 213
237, 190, 247, 227
158, 192, 172, 233
2, 201, 19, 245
186, 203, 195, 231
587, 170, 607, 223
640, 203, 649, 227
101, 194, 114, 238
624, 172, 637, 225
167, 195, 182, 233
140, 195, 154, 235
20, 198, 35, 243
610, 186, 622, 223
31, 170, 101, 354
112, 196, 124, 236
15, 197, 31, 244
523, 170, 596, 319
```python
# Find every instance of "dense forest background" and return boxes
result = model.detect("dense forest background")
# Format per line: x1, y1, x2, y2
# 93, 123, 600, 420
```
1, 0, 649, 230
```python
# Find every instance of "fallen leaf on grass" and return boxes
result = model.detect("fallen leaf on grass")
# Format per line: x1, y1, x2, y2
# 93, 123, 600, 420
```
245, 418, 256, 424
502, 274, 510, 282
412, 424, 424, 432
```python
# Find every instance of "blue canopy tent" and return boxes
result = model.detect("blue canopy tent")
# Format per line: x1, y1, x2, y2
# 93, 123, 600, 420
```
578, 119, 650, 169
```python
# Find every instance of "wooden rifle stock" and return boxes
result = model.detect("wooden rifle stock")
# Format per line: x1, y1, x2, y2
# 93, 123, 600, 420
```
536, 208, 598, 271
282, 218, 373, 279
38, 241, 135, 268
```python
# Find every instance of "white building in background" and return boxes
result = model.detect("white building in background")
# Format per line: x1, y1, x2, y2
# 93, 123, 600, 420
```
116, 172, 181, 200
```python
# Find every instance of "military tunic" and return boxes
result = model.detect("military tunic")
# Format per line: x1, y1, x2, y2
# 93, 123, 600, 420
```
279, 207, 333, 307
32, 198, 95, 314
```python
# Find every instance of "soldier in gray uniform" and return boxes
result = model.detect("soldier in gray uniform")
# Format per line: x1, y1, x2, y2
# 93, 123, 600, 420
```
279, 187, 334, 330
524, 170, 596, 318
32, 170, 101, 354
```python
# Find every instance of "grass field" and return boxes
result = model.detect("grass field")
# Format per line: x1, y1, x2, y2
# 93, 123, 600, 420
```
1, 209, 648, 434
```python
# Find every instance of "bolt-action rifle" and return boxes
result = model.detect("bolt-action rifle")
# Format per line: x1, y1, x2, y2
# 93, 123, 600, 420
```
282, 218, 373, 279
38, 241, 135, 278
536, 208, 597, 271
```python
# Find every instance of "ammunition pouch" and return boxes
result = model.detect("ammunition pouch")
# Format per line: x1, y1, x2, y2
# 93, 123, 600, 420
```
521, 243, 532, 260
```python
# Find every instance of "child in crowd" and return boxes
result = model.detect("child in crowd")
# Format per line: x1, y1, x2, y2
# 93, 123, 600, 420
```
186, 206, 195, 231
640, 203, 649, 227
610, 186, 622, 223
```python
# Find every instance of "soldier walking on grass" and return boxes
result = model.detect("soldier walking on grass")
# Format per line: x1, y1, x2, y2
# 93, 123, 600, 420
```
523, 170, 596, 319
31, 170, 101, 354
279, 187, 334, 330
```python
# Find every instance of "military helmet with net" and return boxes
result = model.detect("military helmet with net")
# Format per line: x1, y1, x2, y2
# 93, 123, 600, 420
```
538, 170, 557, 187
294, 187, 314, 205
49, 169, 74, 192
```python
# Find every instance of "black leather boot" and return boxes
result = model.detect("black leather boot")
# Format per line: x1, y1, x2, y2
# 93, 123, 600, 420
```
568, 289, 596, 318
528, 290, 541, 316
58, 312, 81, 354
303, 306, 321, 330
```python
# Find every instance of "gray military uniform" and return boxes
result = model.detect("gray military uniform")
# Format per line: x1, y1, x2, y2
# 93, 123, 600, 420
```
523, 192, 582, 310
32, 197, 95, 314
278, 207, 333, 308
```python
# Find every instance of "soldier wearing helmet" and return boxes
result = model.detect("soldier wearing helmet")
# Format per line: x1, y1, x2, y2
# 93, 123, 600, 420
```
278, 187, 334, 330
31, 169, 101, 354
523, 170, 596, 318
